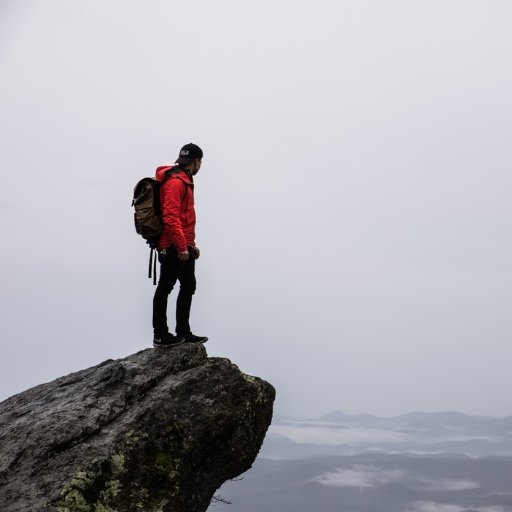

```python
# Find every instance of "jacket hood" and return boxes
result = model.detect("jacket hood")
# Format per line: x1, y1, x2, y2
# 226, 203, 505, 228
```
155, 165, 193, 185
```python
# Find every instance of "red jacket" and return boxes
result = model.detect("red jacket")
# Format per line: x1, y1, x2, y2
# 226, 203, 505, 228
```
155, 165, 196, 252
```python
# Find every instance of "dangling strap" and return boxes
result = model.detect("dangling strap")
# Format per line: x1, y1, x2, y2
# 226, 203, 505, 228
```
148, 247, 158, 285
148, 247, 153, 279
153, 249, 157, 285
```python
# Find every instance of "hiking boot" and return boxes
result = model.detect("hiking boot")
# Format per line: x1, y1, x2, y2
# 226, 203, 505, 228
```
153, 333, 185, 348
181, 333, 209, 344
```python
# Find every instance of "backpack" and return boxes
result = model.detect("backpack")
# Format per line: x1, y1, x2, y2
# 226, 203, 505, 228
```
132, 167, 187, 284
132, 177, 163, 246
132, 177, 163, 284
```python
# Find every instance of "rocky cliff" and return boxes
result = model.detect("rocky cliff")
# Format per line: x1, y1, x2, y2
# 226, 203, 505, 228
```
0, 344, 275, 512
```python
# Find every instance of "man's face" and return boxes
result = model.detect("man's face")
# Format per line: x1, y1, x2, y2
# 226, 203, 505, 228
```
192, 158, 202, 175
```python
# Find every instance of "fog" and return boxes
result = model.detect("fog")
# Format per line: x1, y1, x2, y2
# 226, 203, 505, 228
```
1, 0, 511, 418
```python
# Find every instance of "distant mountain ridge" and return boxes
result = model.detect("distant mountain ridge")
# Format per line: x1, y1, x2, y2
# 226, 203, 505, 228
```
264, 410, 512, 460
317, 410, 512, 426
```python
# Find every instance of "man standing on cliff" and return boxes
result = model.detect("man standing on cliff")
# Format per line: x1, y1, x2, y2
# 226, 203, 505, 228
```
152, 143, 208, 347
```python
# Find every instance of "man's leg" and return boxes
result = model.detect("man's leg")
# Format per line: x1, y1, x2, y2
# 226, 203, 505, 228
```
153, 249, 180, 337
175, 248, 196, 337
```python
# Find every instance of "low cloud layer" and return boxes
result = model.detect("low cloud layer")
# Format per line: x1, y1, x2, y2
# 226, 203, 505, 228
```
267, 416, 509, 457
406, 501, 511, 512
270, 424, 409, 445
417, 479, 480, 492
312, 465, 405, 488
313, 464, 480, 493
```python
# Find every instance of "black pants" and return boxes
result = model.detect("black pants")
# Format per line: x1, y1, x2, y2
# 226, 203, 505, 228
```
152, 247, 196, 337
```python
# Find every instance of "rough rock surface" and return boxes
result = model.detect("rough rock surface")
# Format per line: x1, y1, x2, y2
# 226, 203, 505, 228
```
0, 344, 275, 512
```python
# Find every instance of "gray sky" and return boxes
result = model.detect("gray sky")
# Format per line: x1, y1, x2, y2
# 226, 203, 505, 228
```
1, 0, 511, 418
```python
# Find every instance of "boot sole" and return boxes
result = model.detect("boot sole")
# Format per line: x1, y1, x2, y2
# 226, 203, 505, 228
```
153, 339, 185, 348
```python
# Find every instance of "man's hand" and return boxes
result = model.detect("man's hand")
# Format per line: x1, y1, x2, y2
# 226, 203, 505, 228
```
178, 250, 189, 262
192, 246, 200, 259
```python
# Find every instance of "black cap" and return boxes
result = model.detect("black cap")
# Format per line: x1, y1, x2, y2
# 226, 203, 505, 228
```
176, 143, 203, 164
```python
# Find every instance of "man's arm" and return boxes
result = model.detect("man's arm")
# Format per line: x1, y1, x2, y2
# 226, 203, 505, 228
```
161, 179, 188, 256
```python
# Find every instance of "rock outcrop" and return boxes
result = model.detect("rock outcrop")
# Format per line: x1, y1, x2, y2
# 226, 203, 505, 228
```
0, 344, 275, 512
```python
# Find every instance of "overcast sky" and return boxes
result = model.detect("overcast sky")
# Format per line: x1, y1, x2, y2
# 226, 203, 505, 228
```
1, 0, 511, 418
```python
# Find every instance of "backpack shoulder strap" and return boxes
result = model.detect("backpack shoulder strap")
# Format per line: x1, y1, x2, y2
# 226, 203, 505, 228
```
164, 173, 190, 201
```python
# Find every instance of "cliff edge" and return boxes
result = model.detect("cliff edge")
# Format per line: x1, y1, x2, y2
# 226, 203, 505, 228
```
0, 344, 275, 512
